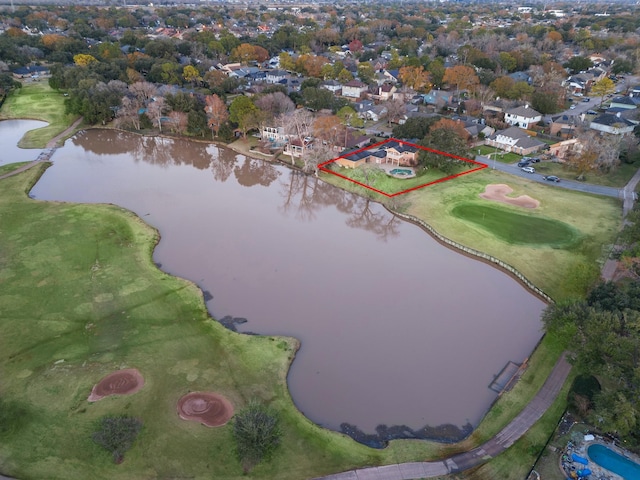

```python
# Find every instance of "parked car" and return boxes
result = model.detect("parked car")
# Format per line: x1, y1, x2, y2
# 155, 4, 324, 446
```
586, 110, 598, 115
517, 159, 532, 167
521, 166, 535, 173
543, 175, 560, 182
570, 104, 577, 109
528, 157, 541, 163
582, 98, 590, 103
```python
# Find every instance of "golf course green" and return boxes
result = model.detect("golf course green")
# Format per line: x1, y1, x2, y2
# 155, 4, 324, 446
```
451, 203, 580, 247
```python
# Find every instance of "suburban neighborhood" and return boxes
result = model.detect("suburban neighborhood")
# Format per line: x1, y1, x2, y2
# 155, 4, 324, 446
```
1, 1, 640, 480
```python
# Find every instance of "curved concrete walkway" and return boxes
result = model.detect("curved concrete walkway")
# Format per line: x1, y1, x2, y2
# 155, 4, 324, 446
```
313, 353, 571, 480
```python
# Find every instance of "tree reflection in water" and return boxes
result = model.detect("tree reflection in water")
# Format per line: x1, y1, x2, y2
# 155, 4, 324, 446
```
278, 170, 401, 240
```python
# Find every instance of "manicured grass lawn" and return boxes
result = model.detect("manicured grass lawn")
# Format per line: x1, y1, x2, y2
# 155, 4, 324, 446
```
400, 169, 621, 301
0, 79, 79, 148
451, 203, 580, 247
533, 160, 639, 188
0, 165, 382, 479
325, 163, 482, 195
477, 145, 522, 164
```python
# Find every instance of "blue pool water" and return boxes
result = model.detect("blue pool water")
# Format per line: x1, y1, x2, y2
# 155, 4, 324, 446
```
588, 443, 640, 479
389, 168, 412, 176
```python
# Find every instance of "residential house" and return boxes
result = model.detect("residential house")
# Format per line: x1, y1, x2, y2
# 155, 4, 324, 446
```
377, 83, 397, 101
485, 126, 546, 155
384, 140, 420, 166
336, 149, 386, 168
422, 90, 454, 109
508, 71, 532, 84
549, 138, 582, 161
451, 115, 495, 138
283, 137, 313, 158
321, 80, 343, 95
609, 96, 640, 110
589, 113, 635, 135
11, 65, 50, 79
382, 69, 400, 84
550, 114, 579, 138
355, 100, 387, 122
504, 105, 542, 129
260, 126, 287, 146
342, 80, 369, 98
266, 70, 288, 84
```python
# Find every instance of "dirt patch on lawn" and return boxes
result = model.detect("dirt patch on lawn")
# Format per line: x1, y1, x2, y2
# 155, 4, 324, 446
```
480, 184, 540, 209
177, 392, 234, 427
88, 368, 145, 402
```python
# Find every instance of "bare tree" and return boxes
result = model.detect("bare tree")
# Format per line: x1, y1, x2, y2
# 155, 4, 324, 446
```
204, 94, 229, 138
280, 109, 314, 165
146, 96, 166, 131
168, 111, 188, 135
254, 92, 295, 123
385, 98, 406, 126
129, 81, 158, 105
115, 96, 141, 130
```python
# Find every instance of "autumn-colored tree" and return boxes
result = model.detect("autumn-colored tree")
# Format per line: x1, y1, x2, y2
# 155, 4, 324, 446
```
253, 45, 269, 63
357, 62, 375, 84
183, 65, 201, 86
73, 54, 98, 66
204, 70, 228, 90
399, 66, 432, 93
279, 52, 295, 72
313, 115, 343, 146
490, 76, 515, 98
231, 43, 258, 64
547, 30, 563, 43
591, 77, 616, 103
204, 94, 229, 138
126, 68, 144, 84
41, 33, 64, 50
443, 65, 479, 99
337, 68, 354, 84
348, 39, 363, 53
296, 54, 328, 78
430, 118, 470, 143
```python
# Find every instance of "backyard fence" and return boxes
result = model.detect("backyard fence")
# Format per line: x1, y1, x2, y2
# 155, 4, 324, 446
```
392, 211, 554, 303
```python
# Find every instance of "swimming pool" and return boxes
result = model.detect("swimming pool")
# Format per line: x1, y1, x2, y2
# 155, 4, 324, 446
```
389, 168, 413, 176
588, 443, 640, 479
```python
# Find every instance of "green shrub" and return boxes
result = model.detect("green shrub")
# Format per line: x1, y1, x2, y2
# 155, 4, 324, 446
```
92, 415, 142, 464
233, 400, 282, 472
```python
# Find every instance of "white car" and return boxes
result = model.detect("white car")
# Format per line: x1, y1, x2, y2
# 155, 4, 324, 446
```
570, 104, 577, 109
521, 166, 535, 173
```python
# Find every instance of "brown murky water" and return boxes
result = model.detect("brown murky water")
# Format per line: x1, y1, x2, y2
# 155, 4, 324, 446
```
30, 129, 546, 440
0, 119, 47, 166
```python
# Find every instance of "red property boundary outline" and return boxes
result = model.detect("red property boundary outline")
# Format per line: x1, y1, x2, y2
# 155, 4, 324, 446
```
317, 137, 488, 197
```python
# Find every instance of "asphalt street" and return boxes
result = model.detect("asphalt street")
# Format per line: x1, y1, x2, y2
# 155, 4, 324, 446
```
475, 155, 623, 199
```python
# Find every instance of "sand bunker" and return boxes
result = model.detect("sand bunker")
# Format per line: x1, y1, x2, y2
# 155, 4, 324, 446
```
480, 184, 540, 209
177, 392, 234, 427
88, 368, 145, 402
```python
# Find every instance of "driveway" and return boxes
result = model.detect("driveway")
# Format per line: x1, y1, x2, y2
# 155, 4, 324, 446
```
476, 155, 622, 199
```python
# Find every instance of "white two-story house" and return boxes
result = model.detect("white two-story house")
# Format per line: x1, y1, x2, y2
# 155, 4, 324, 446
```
504, 105, 543, 129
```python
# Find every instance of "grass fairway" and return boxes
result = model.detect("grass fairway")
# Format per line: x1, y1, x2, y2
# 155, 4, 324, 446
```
0, 165, 382, 479
451, 203, 580, 247
0, 80, 79, 148
402, 169, 621, 300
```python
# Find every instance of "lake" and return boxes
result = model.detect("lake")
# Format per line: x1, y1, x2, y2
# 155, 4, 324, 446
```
28, 129, 546, 445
